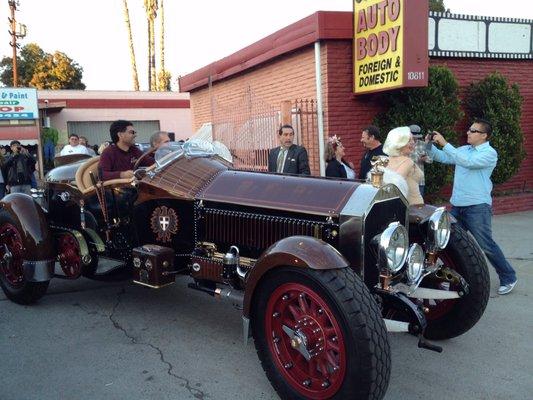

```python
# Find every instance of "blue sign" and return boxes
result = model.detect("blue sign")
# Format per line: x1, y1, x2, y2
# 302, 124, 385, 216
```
0, 88, 38, 120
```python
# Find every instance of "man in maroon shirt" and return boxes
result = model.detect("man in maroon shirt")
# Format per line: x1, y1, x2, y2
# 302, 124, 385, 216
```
99, 120, 154, 181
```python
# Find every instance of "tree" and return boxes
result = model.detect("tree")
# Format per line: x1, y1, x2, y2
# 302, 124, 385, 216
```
429, 0, 449, 12
144, 0, 158, 90
123, 0, 139, 91
465, 73, 525, 185
123, 0, 170, 91
1, 43, 44, 87
0, 43, 85, 89
373, 65, 463, 196
157, 0, 171, 91
30, 51, 85, 90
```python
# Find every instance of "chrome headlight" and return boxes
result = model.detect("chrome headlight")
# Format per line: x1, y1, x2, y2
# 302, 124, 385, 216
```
378, 222, 409, 273
427, 207, 451, 250
406, 244, 425, 283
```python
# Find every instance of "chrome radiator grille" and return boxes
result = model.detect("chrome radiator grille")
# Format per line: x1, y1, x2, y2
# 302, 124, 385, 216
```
201, 208, 330, 250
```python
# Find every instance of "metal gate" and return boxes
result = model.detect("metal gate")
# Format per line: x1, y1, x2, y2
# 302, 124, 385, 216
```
212, 88, 278, 171
291, 99, 319, 175
211, 88, 319, 174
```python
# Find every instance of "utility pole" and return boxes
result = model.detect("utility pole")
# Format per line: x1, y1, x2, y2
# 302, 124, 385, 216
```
7, 0, 26, 87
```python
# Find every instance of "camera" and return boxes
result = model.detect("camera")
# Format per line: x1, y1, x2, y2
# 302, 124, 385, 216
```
427, 130, 436, 141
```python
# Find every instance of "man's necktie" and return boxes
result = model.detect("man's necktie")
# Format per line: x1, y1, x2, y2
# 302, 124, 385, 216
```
277, 148, 286, 173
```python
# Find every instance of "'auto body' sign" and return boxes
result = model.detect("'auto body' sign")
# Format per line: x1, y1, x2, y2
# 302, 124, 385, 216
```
353, 0, 428, 94
0, 88, 38, 120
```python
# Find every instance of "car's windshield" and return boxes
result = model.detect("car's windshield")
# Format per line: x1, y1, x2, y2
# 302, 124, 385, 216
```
154, 139, 217, 170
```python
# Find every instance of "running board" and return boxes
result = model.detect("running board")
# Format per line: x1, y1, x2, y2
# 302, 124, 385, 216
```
384, 318, 409, 332
95, 257, 126, 275
393, 283, 461, 300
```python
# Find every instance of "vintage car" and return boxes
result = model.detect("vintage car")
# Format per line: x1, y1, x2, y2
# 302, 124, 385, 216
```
0, 141, 489, 400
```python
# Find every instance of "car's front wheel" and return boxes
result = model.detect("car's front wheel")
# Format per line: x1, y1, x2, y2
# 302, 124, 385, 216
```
252, 267, 390, 400
423, 225, 490, 340
0, 210, 49, 305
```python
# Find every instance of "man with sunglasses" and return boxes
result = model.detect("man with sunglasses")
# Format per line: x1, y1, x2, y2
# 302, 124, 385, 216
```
99, 120, 154, 181
426, 118, 518, 295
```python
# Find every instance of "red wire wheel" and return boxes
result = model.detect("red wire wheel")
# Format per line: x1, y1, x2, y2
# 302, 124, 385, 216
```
253, 268, 391, 400
423, 251, 461, 321
56, 233, 82, 279
0, 223, 25, 288
0, 211, 50, 305
265, 282, 346, 399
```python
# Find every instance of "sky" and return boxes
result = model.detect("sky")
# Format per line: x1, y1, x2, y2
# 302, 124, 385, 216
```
1, 0, 532, 91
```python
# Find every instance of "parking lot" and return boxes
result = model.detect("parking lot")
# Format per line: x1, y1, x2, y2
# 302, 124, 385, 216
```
1, 211, 532, 400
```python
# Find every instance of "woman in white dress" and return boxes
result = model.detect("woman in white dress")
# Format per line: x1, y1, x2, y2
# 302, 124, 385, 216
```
383, 127, 424, 205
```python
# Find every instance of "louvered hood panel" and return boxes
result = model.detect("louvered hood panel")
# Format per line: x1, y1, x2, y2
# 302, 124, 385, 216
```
198, 170, 360, 217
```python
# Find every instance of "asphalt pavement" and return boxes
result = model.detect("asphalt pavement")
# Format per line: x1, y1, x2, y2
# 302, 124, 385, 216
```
1, 211, 532, 400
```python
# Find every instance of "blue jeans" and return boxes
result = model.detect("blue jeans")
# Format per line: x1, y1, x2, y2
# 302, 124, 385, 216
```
451, 204, 517, 285
44, 140, 55, 162
31, 173, 37, 189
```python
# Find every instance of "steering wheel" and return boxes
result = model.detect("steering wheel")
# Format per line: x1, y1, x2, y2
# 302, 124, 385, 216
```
133, 146, 157, 170
133, 168, 147, 180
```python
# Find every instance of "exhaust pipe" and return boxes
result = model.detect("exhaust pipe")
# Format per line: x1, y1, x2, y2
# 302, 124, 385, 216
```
188, 282, 244, 310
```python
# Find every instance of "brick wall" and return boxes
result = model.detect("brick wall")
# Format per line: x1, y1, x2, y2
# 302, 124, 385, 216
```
189, 46, 324, 173
439, 192, 533, 215
189, 46, 319, 132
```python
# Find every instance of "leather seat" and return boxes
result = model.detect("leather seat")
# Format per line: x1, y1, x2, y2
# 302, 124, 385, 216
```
75, 156, 101, 194
75, 156, 137, 195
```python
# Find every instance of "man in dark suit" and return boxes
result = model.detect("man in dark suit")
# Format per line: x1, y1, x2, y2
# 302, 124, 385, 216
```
359, 125, 386, 180
268, 124, 310, 175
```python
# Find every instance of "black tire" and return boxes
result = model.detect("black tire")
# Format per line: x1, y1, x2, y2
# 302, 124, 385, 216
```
252, 267, 390, 400
423, 224, 490, 340
0, 210, 49, 305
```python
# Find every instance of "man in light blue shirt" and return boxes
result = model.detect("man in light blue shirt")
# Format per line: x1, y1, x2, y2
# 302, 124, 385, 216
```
428, 118, 517, 295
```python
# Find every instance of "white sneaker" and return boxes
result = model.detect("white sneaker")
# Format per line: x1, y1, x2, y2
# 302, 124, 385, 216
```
498, 280, 517, 295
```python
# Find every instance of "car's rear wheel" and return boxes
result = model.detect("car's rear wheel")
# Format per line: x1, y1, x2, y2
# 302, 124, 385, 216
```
0, 211, 49, 305
56, 232, 84, 279
423, 225, 490, 340
252, 267, 390, 400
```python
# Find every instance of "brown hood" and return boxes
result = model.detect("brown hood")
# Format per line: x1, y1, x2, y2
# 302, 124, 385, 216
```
198, 170, 360, 216
130, 155, 359, 216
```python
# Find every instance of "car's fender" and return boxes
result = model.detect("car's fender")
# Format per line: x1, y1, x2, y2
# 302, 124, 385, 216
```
0, 193, 55, 281
243, 235, 349, 317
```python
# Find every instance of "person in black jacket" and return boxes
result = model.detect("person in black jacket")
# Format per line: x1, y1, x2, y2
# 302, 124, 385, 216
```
4, 140, 36, 195
325, 135, 357, 179
268, 125, 310, 175
359, 125, 385, 180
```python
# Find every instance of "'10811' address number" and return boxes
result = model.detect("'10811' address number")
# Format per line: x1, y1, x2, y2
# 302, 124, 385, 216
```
407, 71, 425, 80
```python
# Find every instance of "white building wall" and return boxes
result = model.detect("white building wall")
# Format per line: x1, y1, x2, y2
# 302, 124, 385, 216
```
48, 108, 192, 140
37, 90, 192, 143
